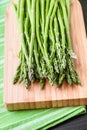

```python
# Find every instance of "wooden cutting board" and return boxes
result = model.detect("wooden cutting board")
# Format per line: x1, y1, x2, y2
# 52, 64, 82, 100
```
4, 0, 87, 110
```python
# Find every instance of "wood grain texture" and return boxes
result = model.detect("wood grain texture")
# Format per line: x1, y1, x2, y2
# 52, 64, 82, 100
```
4, 0, 87, 110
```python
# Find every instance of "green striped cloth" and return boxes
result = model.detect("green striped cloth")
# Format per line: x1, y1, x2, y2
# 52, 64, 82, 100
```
0, 0, 86, 129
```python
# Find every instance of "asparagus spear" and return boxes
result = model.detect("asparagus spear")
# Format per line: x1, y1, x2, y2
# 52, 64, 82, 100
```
17, 0, 20, 18
13, 63, 21, 84
19, 0, 29, 62
49, 0, 58, 60
40, 0, 45, 37
46, 0, 50, 16
44, 0, 55, 58
28, 0, 36, 81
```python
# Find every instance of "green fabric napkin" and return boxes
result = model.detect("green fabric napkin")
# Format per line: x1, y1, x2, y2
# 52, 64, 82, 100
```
0, 0, 86, 129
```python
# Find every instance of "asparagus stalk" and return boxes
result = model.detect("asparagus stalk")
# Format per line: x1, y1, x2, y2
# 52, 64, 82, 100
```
13, 63, 21, 84
27, 0, 32, 23
19, 0, 29, 62
53, 16, 60, 74
54, 16, 65, 86
40, 0, 45, 37
59, 0, 71, 50
49, 0, 58, 59
24, 14, 31, 53
28, 0, 36, 81
36, 0, 44, 54
17, 0, 20, 18
18, 50, 24, 84
65, 0, 71, 18
44, 0, 55, 57
33, 39, 41, 78
57, 6, 67, 86
46, 0, 50, 16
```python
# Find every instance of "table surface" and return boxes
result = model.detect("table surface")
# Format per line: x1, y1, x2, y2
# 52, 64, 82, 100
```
51, 0, 87, 130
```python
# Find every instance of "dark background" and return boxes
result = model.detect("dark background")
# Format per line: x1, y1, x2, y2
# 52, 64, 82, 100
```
80, 0, 87, 33
51, 0, 87, 130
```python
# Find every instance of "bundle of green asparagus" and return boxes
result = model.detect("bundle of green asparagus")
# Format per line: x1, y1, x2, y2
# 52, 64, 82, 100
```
13, 0, 81, 89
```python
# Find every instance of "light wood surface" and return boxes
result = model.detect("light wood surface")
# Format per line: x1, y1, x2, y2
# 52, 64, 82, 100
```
4, 0, 87, 110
